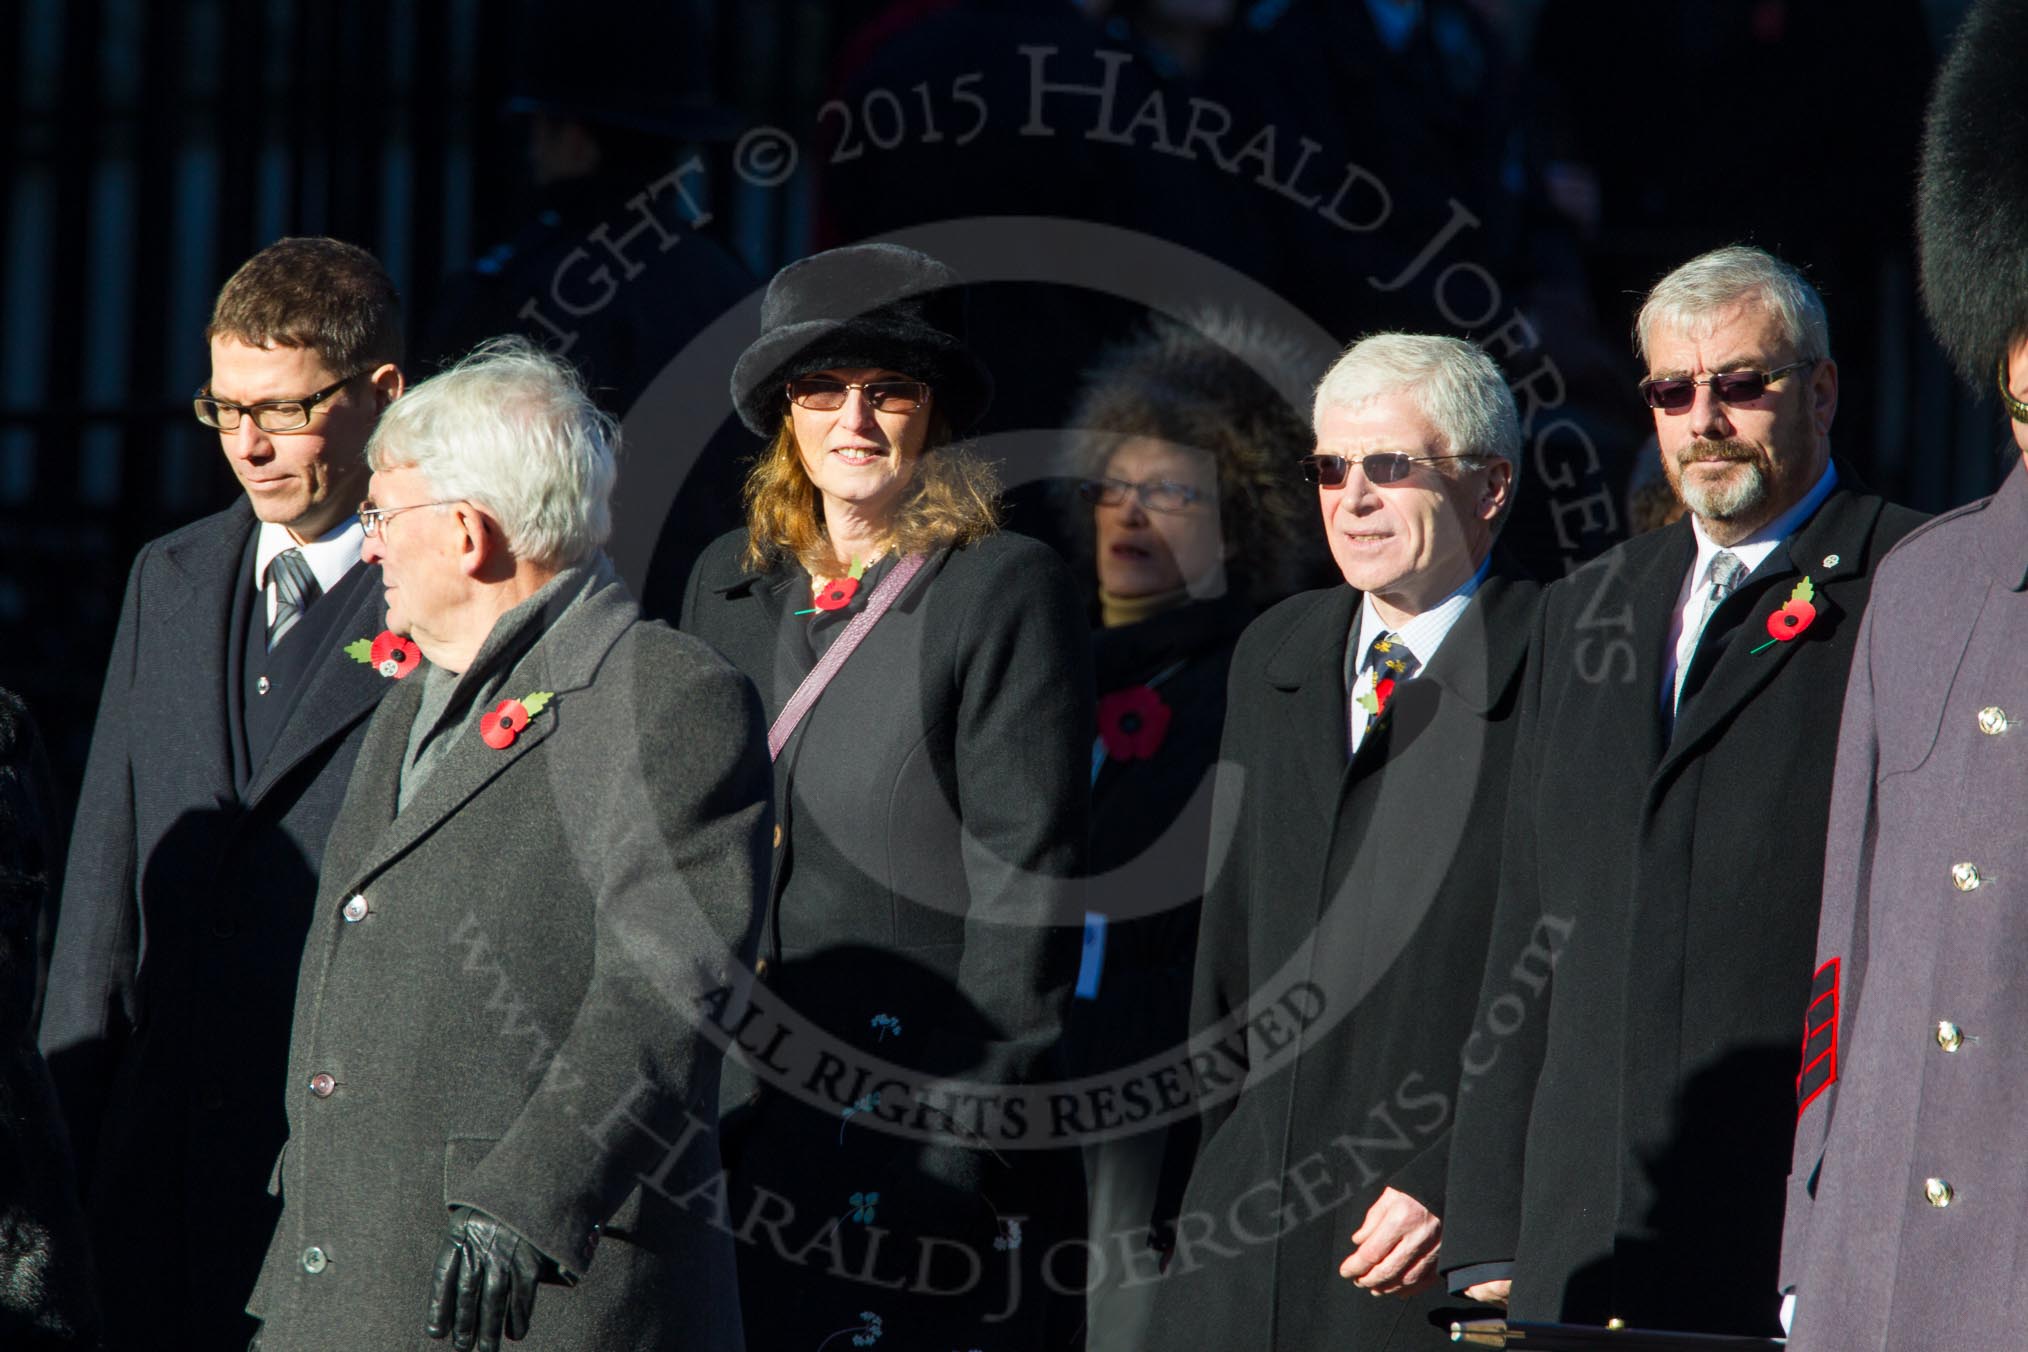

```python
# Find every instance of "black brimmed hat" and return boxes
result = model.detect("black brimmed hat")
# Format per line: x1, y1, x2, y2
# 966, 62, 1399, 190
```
730, 243, 993, 436
1918, 0, 2028, 392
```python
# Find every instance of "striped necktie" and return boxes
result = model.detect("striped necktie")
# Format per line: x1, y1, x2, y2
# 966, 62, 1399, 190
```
266, 546, 322, 650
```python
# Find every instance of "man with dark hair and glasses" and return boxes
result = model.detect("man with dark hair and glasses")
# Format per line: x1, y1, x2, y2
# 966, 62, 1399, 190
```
41, 237, 405, 1351
1147, 332, 1541, 1352
1440, 244, 1924, 1340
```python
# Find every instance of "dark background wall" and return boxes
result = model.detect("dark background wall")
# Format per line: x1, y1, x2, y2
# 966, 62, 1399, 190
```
0, 0, 2012, 821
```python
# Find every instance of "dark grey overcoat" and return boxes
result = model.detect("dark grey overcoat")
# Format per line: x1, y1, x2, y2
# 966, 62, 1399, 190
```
39, 497, 389, 1350
1780, 458, 2028, 1350
1142, 565, 1538, 1352
248, 563, 771, 1351
681, 528, 1092, 1349
1441, 473, 1925, 1336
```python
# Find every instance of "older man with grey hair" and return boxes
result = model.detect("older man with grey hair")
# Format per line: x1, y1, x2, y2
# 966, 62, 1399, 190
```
1440, 245, 1924, 1339
1146, 332, 1540, 1352
245, 339, 772, 1352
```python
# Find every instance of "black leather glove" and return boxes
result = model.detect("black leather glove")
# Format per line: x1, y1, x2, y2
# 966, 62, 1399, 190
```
423, 1205, 543, 1351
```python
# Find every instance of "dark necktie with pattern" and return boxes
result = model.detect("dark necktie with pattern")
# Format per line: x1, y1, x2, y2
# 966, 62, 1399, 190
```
266, 546, 322, 650
1351, 630, 1418, 755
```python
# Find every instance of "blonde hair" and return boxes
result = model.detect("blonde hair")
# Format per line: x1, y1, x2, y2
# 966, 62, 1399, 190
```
739, 414, 1001, 573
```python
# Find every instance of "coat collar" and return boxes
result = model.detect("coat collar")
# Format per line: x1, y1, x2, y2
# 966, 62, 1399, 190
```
1092, 588, 1254, 690
338, 561, 641, 883
1260, 557, 1537, 804
1661, 474, 1888, 773
1983, 456, 2028, 592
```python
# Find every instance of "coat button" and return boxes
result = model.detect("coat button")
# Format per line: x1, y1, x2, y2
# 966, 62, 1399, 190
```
301, 1245, 328, 1273
309, 1073, 336, 1098
1607, 1319, 1627, 1331
755, 956, 770, 978
342, 894, 368, 922
1951, 862, 1984, 892
257, 676, 271, 696
772, 823, 783, 849
1979, 706, 2010, 736
1924, 1177, 1954, 1207
1936, 1021, 1964, 1052
211, 916, 237, 939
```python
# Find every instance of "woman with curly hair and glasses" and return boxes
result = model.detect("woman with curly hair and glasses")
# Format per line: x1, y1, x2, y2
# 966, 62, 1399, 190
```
1062, 312, 1323, 1350
682, 243, 1091, 1350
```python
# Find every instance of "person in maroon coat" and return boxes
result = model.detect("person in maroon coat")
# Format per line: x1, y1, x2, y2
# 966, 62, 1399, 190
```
1781, 3, 2028, 1344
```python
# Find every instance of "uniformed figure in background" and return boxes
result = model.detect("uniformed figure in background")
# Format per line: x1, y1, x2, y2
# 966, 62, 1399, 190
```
1781, 3, 2028, 1344
38, 238, 405, 1351
418, 0, 757, 617
1440, 245, 1925, 1337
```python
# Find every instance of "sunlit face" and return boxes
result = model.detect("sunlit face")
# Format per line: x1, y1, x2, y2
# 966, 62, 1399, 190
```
358, 463, 460, 644
1645, 303, 1835, 537
1313, 392, 1502, 616
1092, 438, 1227, 598
789, 366, 932, 530
207, 337, 383, 541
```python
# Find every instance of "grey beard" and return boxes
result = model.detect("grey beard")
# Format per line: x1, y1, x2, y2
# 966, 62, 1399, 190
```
1679, 459, 1768, 521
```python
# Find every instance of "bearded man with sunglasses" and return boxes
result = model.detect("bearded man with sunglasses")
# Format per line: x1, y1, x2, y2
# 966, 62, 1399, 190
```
40, 238, 405, 1352
1147, 332, 1540, 1352
1440, 245, 1924, 1339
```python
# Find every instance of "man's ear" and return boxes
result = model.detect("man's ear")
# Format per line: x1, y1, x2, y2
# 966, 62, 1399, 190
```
453, 503, 495, 579
1809, 357, 1838, 439
368, 362, 405, 409
1480, 458, 1514, 523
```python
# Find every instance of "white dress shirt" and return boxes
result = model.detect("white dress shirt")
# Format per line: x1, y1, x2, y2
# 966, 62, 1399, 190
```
1345, 553, 1493, 756
254, 517, 365, 626
1658, 462, 1837, 713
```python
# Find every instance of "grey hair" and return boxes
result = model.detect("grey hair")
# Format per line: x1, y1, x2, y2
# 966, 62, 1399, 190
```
1635, 245, 1830, 366
366, 337, 617, 569
1313, 333, 1522, 532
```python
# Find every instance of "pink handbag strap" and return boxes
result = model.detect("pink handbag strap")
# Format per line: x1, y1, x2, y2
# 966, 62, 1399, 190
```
767, 552, 928, 761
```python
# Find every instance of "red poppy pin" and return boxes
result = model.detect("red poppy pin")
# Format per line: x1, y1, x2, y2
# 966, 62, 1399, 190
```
1098, 685, 1173, 761
1751, 577, 1818, 653
1354, 666, 1403, 720
480, 691, 554, 749
343, 630, 420, 679
795, 558, 867, 616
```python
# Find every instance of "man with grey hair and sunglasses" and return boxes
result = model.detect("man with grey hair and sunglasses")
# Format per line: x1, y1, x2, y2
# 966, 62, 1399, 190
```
1148, 332, 1540, 1352
1441, 245, 1923, 1338
245, 339, 771, 1352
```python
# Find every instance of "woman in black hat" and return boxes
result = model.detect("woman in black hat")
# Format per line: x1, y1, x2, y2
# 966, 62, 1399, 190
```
681, 243, 1092, 1349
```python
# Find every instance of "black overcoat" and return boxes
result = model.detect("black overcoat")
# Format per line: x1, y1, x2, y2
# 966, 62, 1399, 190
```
248, 563, 770, 1351
681, 527, 1093, 1349
38, 498, 389, 1350
1441, 475, 1924, 1335
1071, 591, 1251, 1350
1142, 564, 1539, 1352
1780, 460, 2028, 1350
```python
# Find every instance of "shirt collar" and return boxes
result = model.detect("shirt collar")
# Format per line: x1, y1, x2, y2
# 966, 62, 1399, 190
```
1347, 551, 1493, 687
255, 517, 364, 595
1685, 460, 1838, 585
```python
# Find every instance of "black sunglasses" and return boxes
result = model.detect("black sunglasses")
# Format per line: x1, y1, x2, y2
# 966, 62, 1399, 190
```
1638, 359, 1815, 412
786, 377, 930, 414
1298, 452, 1471, 488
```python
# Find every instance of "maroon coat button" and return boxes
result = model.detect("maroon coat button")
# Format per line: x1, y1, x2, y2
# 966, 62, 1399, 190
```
309, 1073, 336, 1098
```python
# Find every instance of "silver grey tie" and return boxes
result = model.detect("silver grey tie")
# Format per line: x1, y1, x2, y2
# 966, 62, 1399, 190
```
266, 547, 322, 650
1673, 549, 1746, 713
